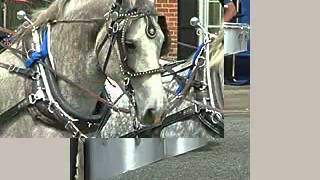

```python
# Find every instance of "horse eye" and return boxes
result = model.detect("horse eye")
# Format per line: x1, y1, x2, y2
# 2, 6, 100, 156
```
125, 40, 136, 49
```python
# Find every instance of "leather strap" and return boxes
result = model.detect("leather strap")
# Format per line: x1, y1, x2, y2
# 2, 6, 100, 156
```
102, 33, 117, 73
0, 40, 27, 55
121, 106, 199, 138
39, 61, 130, 114
0, 62, 37, 79
0, 97, 30, 123
121, 105, 224, 138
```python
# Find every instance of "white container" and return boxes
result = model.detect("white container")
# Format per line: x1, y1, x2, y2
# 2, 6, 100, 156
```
224, 22, 250, 56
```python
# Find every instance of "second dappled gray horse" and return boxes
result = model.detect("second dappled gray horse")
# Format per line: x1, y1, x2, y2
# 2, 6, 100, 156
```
101, 28, 224, 138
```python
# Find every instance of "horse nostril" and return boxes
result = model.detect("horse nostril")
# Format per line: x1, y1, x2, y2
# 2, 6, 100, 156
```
143, 108, 158, 124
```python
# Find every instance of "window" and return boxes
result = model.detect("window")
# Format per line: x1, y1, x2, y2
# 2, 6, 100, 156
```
208, 0, 223, 34
198, 0, 223, 44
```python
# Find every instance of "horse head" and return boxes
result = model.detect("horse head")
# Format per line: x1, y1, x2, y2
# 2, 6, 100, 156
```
96, 0, 170, 125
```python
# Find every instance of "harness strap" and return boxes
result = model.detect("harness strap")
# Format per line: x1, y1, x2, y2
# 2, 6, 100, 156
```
125, 67, 165, 78
0, 62, 38, 79
164, 87, 223, 113
121, 105, 224, 138
163, 60, 202, 117
120, 106, 197, 138
198, 111, 224, 137
96, 29, 110, 56
39, 61, 130, 114
0, 97, 30, 122
0, 41, 27, 56
49, 19, 105, 25
162, 64, 194, 77
47, 103, 88, 138
103, 34, 117, 73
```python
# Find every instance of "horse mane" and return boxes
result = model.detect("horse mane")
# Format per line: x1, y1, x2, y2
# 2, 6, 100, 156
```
14, 0, 68, 43
32, 0, 68, 25
210, 27, 224, 54
124, 0, 155, 11
209, 26, 224, 68
13, 0, 159, 42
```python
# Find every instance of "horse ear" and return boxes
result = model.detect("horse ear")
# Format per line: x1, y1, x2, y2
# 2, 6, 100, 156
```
158, 16, 171, 56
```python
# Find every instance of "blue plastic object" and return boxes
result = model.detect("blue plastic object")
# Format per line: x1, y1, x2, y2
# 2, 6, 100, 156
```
176, 42, 207, 94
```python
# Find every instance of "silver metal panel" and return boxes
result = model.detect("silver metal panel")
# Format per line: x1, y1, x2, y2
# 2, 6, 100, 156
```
85, 138, 208, 180
165, 138, 208, 157
86, 138, 165, 180
224, 23, 250, 56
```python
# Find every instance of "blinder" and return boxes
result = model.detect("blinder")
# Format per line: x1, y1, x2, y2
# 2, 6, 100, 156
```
102, 2, 167, 77
157, 16, 171, 56
145, 16, 157, 39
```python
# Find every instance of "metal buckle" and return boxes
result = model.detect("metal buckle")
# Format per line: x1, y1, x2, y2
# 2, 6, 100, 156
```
8, 64, 17, 72
113, 22, 119, 33
198, 81, 208, 91
196, 28, 202, 36
48, 101, 56, 113
194, 104, 201, 113
31, 72, 40, 80
124, 77, 130, 86
213, 111, 223, 120
26, 49, 34, 59
205, 109, 223, 124
133, 117, 140, 131
65, 121, 88, 138
29, 88, 46, 104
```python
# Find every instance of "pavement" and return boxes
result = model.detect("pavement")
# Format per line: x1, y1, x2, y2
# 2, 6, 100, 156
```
108, 85, 250, 180
224, 85, 250, 115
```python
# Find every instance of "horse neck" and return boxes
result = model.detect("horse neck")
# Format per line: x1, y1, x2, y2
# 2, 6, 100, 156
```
47, 0, 110, 115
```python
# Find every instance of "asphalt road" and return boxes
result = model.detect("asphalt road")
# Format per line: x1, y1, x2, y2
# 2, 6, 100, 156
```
108, 85, 250, 180
108, 114, 249, 180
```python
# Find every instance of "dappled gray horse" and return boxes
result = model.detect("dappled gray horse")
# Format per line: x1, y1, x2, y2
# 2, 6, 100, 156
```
0, 0, 168, 137
101, 29, 224, 139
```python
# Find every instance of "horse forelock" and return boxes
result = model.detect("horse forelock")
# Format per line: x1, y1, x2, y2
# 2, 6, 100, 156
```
121, 0, 156, 13
209, 27, 224, 68
123, 0, 170, 56
210, 28, 224, 52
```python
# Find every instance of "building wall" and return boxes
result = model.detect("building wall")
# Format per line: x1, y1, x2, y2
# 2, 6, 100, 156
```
155, 0, 178, 58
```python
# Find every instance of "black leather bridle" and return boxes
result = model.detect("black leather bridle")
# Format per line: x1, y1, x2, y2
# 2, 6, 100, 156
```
99, 0, 166, 130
